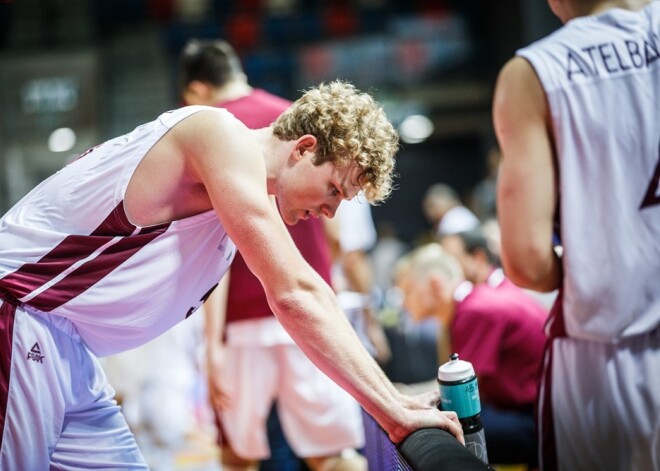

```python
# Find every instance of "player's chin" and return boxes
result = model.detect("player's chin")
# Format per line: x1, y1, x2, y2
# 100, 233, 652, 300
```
283, 211, 301, 226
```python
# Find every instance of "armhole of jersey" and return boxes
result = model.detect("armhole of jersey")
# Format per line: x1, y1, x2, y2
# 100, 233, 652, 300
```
516, 48, 560, 145
112, 106, 218, 210
516, 49, 554, 91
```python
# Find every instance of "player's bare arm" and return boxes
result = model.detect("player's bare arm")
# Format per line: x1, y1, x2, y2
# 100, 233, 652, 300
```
168, 110, 463, 444
123, 109, 236, 227
204, 274, 232, 412
493, 56, 562, 292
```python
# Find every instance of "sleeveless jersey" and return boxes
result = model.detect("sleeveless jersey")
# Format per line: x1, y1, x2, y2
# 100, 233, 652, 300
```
0, 106, 236, 356
517, 3, 660, 342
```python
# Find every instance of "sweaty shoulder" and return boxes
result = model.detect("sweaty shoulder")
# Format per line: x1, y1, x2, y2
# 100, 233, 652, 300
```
171, 107, 260, 171
167, 106, 268, 205
495, 56, 542, 102
125, 107, 257, 227
170, 107, 248, 149
493, 56, 547, 141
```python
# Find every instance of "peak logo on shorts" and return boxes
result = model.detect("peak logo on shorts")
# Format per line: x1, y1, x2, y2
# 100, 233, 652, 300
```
27, 342, 45, 363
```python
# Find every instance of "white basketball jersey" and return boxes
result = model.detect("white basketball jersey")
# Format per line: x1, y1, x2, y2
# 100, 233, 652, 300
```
518, 3, 660, 342
0, 106, 236, 356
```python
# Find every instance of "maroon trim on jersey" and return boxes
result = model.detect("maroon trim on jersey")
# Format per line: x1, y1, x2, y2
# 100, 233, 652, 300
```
29, 222, 170, 312
0, 202, 137, 299
89, 201, 138, 236
539, 338, 558, 471
73, 143, 103, 162
0, 202, 170, 311
0, 298, 17, 451
546, 289, 567, 339
538, 290, 564, 471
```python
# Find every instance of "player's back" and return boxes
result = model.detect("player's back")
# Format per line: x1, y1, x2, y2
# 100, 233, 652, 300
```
517, 3, 660, 342
0, 106, 235, 356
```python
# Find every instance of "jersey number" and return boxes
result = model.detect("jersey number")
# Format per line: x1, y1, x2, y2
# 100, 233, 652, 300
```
640, 144, 660, 209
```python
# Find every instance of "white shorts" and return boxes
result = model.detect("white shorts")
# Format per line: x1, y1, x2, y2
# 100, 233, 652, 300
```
0, 299, 147, 470
216, 317, 365, 460
540, 328, 660, 471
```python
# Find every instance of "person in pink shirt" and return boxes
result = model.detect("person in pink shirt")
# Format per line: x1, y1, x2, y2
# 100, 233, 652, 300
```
396, 242, 547, 467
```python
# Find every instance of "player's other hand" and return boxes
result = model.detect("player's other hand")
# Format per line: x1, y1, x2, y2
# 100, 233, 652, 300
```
388, 391, 464, 445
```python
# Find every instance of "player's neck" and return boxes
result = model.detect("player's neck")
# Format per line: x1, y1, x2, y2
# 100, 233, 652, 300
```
257, 129, 294, 196
589, 0, 650, 16
212, 81, 253, 104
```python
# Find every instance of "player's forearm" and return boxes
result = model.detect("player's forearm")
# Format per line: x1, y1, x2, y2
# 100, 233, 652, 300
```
271, 283, 407, 433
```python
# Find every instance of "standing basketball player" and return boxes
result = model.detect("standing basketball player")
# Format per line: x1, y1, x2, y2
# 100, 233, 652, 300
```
493, 1, 660, 470
0, 80, 462, 469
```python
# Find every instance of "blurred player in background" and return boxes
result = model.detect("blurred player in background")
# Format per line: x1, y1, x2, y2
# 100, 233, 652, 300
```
180, 38, 367, 471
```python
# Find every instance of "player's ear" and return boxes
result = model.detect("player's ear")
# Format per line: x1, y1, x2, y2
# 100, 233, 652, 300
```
546, 0, 570, 23
294, 135, 317, 159
474, 248, 489, 264
429, 275, 445, 298
183, 80, 211, 104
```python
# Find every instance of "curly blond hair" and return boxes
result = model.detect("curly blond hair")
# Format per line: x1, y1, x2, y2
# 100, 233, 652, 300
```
272, 80, 399, 203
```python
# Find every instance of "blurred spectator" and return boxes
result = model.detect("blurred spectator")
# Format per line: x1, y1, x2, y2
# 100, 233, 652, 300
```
395, 243, 547, 468
422, 183, 480, 238
180, 38, 367, 471
369, 222, 439, 389
102, 313, 216, 471
328, 195, 392, 366
370, 221, 408, 300
445, 225, 557, 313
468, 146, 500, 222
479, 218, 502, 266
440, 228, 501, 287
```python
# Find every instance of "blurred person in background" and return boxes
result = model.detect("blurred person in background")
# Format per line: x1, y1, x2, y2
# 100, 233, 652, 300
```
467, 146, 501, 223
103, 314, 213, 471
493, 1, 660, 469
180, 38, 367, 471
422, 183, 480, 239
440, 228, 503, 289
396, 243, 547, 468
369, 221, 408, 301
441, 227, 556, 312
326, 195, 392, 366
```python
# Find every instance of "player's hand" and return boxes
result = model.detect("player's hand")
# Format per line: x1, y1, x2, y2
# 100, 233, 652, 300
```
206, 345, 232, 412
388, 393, 464, 446
398, 387, 440, 408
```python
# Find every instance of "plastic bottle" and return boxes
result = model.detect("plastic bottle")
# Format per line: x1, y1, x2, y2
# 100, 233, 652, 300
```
437, 353, 489, 464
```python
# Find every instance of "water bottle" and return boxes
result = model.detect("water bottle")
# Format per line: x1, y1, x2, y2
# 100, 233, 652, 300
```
437, 353, 489, 464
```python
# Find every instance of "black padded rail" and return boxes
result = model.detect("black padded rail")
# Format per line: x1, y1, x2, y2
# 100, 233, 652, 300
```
362, 409, 491, 471
398, 428, 492, 471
